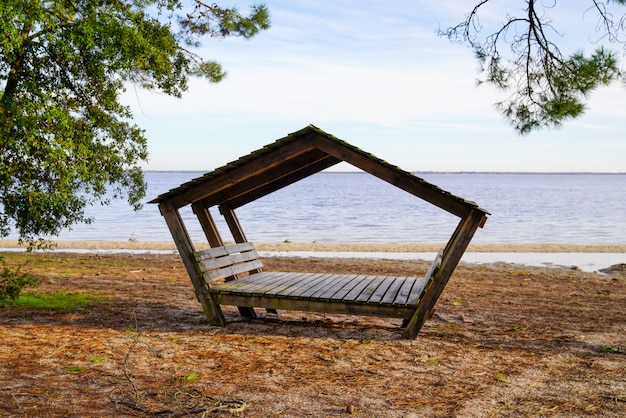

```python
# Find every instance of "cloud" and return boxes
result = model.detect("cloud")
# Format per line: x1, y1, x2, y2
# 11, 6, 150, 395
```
123, 1, 626, 172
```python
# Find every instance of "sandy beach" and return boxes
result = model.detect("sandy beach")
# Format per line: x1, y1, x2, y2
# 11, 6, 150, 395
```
1, 239, 625, 253
2, 239, 625, 273
1, 251, 624, 417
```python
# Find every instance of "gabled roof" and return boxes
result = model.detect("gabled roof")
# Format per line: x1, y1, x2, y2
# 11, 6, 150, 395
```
149, 125, 489, 220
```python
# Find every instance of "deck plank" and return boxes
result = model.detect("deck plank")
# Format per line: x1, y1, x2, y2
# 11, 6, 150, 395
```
213, 271, 283, 291
291, 274, 335, 298
380, 277, 408, 305
406, 277, 430, 306
250, 272, 321, 296
354, 276, 387, 303
379, 277, 409, 305
368, 276, 401, 304
327, 275, 371, 302
244, 272, 318, 297
393, 277, 418, 305
210, 271, 276, 292
311, 274, 360, 300
298, 274, 354, 299
283, 274, 336, 298
270, 273, 330, 297
212, 271, 429, 308
341, 276, 380, 302
215, 272, 305, 295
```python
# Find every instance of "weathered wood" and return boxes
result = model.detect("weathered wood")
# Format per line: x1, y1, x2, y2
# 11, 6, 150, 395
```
314, 134, 477, 219
278, 273, 335, 298
355, 276, 386, 303
403, 212, 484, 339
211, 272, 416, 305
210, 272, 427, 308
163, 138, 318, 209
251, 273, 317, 297
379, 277, 404, 305
225, 153, 342, 210
392, 278, 417, 305
343, 275, 379, 302
426, 249, 444, 282
231, 272, 311, 297
202, 260, 264, 282
220, 206, 249, 247
159, 201, 225, 326
399, 277, 428, 306
211, 292, 417, 319
284, 274, 336, 297
149, 125, 489, 220
194, 241, 261, 317
201, 149, 340, 209
311, 274, 358, 300
192, 203, 223, 248
198, 251, 260, 271
405, 250, 443, 307
178, 235, 453, 337
193, 244, 433, 325
368, 276, 401, 304
194, 242, 257, 261
196, 242, 264, 285
150, 126, 489, 338
328, 275, 371, 302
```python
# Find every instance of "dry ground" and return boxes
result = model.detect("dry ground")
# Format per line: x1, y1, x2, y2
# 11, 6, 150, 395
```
0, 252, 625, 417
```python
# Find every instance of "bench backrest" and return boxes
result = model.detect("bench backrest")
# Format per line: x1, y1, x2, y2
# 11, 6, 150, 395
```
194, 242, 263, 285
426, 249, 443, 281
419, 249, 443, 298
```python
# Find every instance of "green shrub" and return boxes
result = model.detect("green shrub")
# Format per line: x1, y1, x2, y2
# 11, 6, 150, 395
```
0, 256, 39, 301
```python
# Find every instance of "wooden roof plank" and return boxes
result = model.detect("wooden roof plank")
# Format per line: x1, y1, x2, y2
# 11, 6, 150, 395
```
201, 151, 340, 209
312, 133, 484, 218
225, 154, 342, 209
153, 134, 318, 208
150, 125, 489, 223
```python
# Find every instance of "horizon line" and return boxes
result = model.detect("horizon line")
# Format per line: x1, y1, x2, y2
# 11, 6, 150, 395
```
143, 170, 626, 175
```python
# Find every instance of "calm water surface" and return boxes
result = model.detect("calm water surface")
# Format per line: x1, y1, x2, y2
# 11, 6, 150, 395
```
44, 172, 626, 245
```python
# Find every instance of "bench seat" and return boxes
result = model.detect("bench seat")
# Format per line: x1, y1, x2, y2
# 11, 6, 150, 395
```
210, 271, 430, 319
193, 242, 441, 326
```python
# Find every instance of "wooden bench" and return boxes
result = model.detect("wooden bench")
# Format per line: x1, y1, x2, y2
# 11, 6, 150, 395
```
193, 242, 443, 335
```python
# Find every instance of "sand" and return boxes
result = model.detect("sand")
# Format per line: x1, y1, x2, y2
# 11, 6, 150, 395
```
1, 252, 625, 417
1, 239, 625, 253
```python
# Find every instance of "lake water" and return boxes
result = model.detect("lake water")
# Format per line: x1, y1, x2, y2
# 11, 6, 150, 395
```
40, 171, 626, 246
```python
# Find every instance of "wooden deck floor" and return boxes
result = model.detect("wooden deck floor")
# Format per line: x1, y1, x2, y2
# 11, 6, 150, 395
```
210, 272, 430, 319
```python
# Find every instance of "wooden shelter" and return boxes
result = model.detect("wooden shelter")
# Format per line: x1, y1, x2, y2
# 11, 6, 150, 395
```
150, 125, 489, 338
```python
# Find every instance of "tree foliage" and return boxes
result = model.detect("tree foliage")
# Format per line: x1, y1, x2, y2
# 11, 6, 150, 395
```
0, 0, 270, 247
441, 0, 626, 134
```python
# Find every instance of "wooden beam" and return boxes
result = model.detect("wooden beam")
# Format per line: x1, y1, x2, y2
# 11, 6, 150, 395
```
159, 201, 226, 326
212, 294, 415, 319
219, 205, 258, 318
220, 206, 248, 245
313, 134, 483, 219
167, 138, 317, 209
192, 202, 223, 248
199, 150, 340, 209
403, 209, 487, 339
225, 154, 341, 209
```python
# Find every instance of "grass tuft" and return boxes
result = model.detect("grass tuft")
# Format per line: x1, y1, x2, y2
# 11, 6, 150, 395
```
0, 291, 104, 310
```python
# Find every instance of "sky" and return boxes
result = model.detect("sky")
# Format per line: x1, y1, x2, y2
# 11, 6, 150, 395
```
122, 0, 626, 173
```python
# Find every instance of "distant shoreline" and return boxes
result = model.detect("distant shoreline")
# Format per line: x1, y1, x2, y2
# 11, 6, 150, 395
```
142, 170, 626, 175
1, 240, 625, 253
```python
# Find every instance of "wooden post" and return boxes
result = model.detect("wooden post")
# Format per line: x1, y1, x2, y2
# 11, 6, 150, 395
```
220, 204, 248, 244
192, 202, 223, 247
219, 204, 258, 318
159, 201, 226, 326
403, 209, 486, 339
